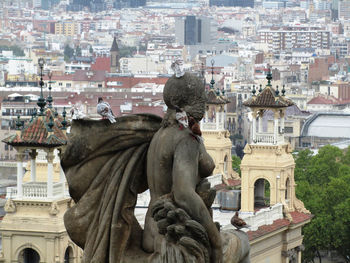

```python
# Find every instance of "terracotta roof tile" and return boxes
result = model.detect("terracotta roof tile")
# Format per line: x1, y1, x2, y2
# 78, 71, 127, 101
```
2, 108, 67, 148
207, 90, 230, 104
247, 211, 312, 241
247, 218, 290, 241
243, 86, 294, 108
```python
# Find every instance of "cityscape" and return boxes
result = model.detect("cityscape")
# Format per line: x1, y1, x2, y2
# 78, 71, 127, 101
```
0, 0, 349, 262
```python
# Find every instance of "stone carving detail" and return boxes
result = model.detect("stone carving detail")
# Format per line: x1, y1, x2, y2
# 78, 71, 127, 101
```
49, 202, 59, 216
4, 199, 16, 213
243, 144, 252, 154
61, 73, 250, 263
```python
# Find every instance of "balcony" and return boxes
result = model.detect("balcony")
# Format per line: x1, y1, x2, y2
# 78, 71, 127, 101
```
6, 182, 68, 200
254, 132, 284, 145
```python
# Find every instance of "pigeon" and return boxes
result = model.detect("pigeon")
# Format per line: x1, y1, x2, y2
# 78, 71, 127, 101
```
231, 211, 250, 230
70, 103, 85, 120
97, 97, 116, 123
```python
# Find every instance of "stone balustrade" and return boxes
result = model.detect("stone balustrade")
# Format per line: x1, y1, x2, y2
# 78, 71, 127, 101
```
6, 182, 67, 200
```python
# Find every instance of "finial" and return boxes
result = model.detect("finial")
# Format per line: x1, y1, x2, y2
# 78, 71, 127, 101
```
216, 87, 221, 96
48, 116, 54, 131
222, 88, 225, 95
61, 107, 67, 129
275, 85, 280, 96
54, 107, 58, 118
16, 115, 22, 130
266, 67, 272, 86
259, 84, 263, 93
37, 58, 46, 115
47, 71, 53, 108
282, 85, 286, 96
210, 59, 215, 89
252, 85, 256, 96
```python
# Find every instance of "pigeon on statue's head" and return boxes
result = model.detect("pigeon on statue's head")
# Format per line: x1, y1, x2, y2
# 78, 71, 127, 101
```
97, 97, 116, 123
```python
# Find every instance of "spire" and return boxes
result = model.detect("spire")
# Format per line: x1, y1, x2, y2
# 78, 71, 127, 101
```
37, 58, 46, 116
266, 66, 272, 87
61, 107, 67, 130
47, 71, 53, 108
110, 36, 119, 52
210, 59, 215, 89
282, 85, 286, 96
275, 85, 280, 96
16, 115, 22, 130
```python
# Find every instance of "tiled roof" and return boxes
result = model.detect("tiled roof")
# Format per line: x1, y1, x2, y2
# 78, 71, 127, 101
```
2, 108, 67, 148
91, 57, 111, 72
247, 211, 312, 241
207, 90, 230, 105
307, 95, 340, 105
243, 86, 294, 108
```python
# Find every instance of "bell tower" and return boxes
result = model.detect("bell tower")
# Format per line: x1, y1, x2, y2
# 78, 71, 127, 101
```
201, 59, 238, 181
110, 36, 120, 73
0, 58, 81, 263
240, 69, 308, 215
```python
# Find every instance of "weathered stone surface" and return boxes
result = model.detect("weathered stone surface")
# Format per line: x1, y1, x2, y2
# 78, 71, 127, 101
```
62, 73, 250, 263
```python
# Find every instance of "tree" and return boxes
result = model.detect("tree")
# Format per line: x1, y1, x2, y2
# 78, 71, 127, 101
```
0, 45, 25, 56
294, 146, 350, 262
232, 155, 241, 176
75, 46, 82, 57
64, 45, 74, 62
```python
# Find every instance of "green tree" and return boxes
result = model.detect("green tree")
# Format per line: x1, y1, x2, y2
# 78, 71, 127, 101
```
232, 155, 241, 176
64, 44, 74, 62
294, 146, 350, 263
0, 45, 25, 56
75, 46, 82, 57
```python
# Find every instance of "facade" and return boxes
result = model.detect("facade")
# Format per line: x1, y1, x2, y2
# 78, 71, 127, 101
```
238, 71, 311, 262
209, 0, 254, 7
258, 26, 330, 53
175, 16, 214, 46
201, 86, 238, 181
339, 0, 350, 20
54, 21, 80, 36
0, 63, 82, 263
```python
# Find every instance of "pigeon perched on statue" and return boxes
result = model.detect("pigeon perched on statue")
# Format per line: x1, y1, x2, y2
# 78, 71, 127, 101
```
231, 211, 250, 230
97, 97, 116, 123
70, 103, 85, 120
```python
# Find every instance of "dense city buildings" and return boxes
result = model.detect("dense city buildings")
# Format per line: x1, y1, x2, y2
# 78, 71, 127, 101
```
0, 0, 350, 262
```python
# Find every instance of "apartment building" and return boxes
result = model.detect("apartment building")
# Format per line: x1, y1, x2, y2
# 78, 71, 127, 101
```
54, 21, 80, 36
258, 26, 330, 53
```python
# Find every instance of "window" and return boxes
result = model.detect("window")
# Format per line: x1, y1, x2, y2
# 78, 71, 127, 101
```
284, 126, 293, 133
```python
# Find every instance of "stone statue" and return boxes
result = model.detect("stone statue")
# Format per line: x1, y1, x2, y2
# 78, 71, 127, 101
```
61, 73, 250, 263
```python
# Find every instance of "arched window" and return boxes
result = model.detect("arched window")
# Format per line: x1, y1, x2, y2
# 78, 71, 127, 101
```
18, 248, 40, 263
254, 178, 270, 209
64, 246, 74, 263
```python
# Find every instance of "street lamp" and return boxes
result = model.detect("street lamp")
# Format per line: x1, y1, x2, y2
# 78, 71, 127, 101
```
37, 58, 46, 115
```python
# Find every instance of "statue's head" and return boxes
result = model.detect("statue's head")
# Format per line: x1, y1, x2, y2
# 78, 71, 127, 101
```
163, 73, 207, 121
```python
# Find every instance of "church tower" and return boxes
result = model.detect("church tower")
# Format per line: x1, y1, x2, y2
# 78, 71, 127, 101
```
240, 69, 308, 215
110, 36, 120, 73
0, 58, 81, 263
201, 59, 238, 181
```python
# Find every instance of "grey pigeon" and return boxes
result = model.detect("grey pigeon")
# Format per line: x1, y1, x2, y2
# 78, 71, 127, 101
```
97, 97, 116, 123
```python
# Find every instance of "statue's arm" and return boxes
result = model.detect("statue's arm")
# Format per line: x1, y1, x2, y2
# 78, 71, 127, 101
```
172, 138, 222, 263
